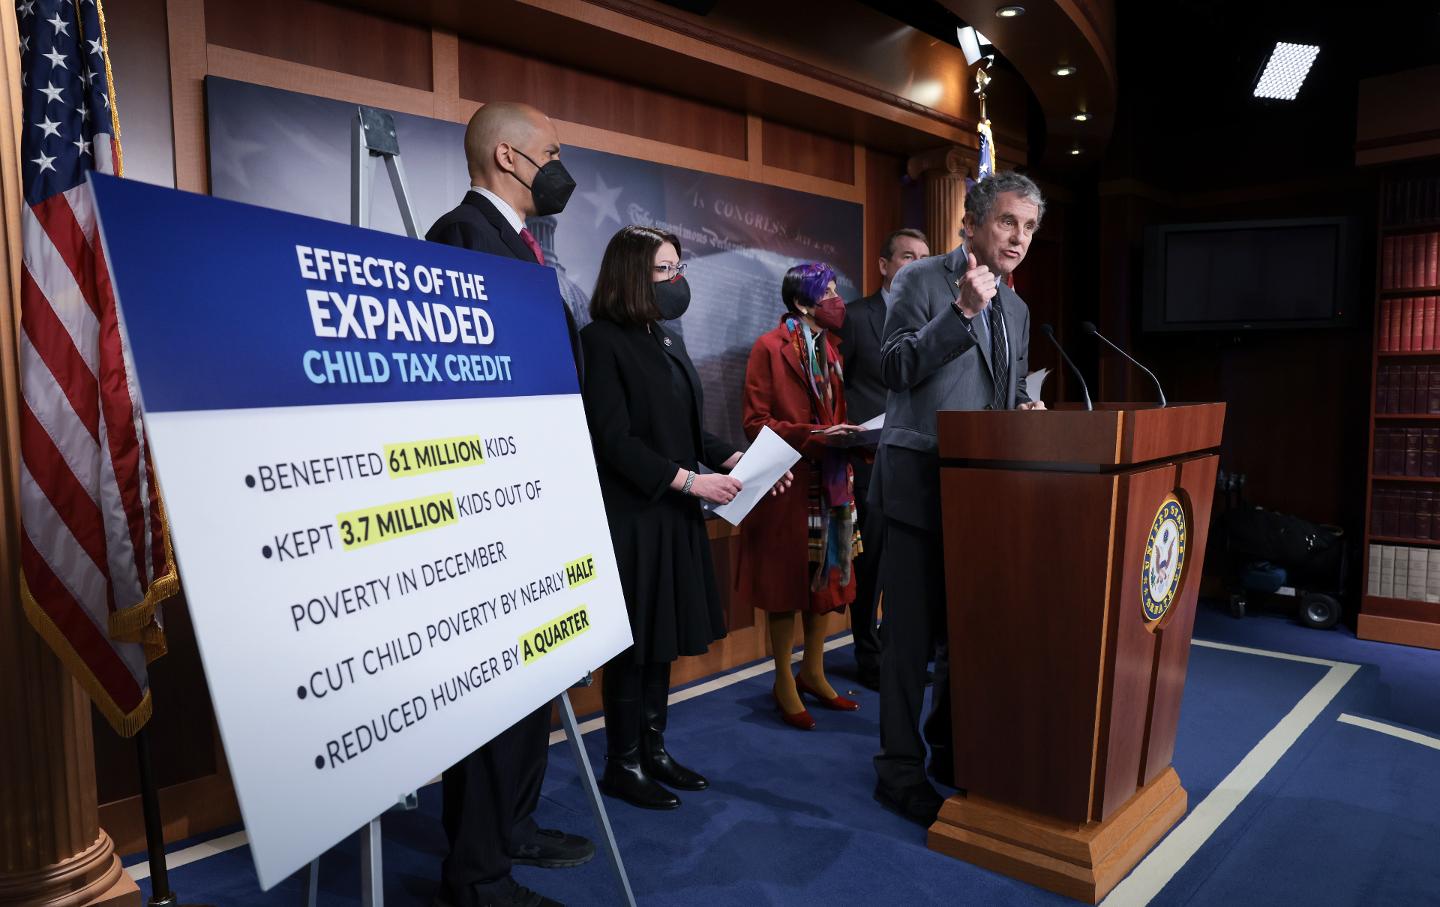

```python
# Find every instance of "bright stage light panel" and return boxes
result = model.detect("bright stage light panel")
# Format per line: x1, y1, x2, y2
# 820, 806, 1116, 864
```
1253, 42, 1320, 100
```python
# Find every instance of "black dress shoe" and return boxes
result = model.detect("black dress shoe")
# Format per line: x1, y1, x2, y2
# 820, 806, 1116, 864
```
642, 736, 708, 791
874, 779, 944, 826
599, 759, 681, 809
508, 828, 596, 868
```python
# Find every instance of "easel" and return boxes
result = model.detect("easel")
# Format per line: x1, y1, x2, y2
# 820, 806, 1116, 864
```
303, 106, 635, 907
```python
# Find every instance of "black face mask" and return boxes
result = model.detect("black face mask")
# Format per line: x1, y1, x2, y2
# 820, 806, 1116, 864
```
652, 275, 691, 321
510, 148, 576, 216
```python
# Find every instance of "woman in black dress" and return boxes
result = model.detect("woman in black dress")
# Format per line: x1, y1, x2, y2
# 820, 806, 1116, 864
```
580, 225, 752, 809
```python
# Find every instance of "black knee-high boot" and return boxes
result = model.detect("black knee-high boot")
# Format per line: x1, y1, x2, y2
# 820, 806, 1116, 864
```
640, 661, 708, 791
600, 655, 679, 809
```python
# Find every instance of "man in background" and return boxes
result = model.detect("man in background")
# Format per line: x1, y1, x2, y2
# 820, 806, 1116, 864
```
427, 101, 590, 907
836, 228, 929, 690
871, 172, 1046, 827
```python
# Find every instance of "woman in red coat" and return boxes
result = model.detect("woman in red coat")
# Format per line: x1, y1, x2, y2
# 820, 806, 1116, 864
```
737, 262, 863, 729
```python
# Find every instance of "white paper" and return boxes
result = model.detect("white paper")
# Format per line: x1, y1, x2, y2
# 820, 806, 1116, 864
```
1023, 367, 1050, 402
846, 412, 886, 447
709, 425, 802, 525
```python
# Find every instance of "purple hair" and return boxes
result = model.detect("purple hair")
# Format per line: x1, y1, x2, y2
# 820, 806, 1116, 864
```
781, 262, 837, 313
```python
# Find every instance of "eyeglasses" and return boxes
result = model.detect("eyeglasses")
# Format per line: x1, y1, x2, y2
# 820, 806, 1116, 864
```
654, 262, 688, 279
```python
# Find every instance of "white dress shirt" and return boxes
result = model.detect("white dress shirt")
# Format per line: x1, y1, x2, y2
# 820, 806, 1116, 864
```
470, 185, 525, 235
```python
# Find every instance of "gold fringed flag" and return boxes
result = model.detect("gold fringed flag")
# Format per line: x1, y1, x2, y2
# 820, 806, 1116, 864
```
16, 0, 176, 736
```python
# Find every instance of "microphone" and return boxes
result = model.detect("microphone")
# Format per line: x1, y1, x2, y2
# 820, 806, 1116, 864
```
1039, 324, 1093, 411
1080, 321, 1167, 408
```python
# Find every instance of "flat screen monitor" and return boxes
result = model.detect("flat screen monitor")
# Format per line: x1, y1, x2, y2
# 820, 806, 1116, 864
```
1143, 218, 1351, 332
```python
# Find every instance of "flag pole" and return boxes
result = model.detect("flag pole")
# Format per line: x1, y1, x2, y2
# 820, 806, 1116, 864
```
135, 726, 177, 906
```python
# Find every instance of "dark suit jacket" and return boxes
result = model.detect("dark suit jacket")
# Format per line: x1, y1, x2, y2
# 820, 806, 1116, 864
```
836, 291, 889, 425
426, 190, 583, 374
579, 318, 737, 509
870, 243, 1033, 530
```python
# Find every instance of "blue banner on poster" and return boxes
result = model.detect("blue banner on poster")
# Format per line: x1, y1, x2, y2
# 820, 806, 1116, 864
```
90, 174, 578, 413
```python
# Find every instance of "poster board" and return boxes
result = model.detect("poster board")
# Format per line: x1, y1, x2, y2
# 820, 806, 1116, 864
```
91, 174, 631, 888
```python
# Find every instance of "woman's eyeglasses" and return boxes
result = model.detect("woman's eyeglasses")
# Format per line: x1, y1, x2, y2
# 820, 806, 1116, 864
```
653, 263, 688, 279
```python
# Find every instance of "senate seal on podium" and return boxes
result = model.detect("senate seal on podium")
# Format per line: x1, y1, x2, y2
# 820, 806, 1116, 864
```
1141, 494, 1187, 622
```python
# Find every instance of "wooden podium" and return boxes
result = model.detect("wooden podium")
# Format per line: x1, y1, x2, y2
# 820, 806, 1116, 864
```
927, 403, 1225, 903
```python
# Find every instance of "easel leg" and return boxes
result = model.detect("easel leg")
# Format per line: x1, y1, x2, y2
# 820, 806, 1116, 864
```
360, 818, 383, 907
305, 858, 319, 907
556, 692, 636, 907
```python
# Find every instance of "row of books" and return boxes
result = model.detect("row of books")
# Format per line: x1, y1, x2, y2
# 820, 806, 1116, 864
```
1377, 297, 1440, 351
1373, 428, 1440, 476
1383, 175, 1440, 227
1370, 487, 1440, 539
1374, 364, 1440, 413
1367, 544, 1440, 602
1379, 234, 1440, 290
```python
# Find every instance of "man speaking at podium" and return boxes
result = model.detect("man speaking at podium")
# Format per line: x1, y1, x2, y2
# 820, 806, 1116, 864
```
870, 172, 1046, 826
427, 101, 591, 907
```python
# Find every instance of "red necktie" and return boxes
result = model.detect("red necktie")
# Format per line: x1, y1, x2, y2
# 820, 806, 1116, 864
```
519, 227, 545, 265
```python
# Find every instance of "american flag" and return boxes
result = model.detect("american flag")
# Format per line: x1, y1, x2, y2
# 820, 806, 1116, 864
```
976, 116, 995, 182
17, 0, 174, 736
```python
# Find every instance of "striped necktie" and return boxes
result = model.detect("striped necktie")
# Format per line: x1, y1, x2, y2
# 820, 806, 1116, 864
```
987, 299, 1010, 410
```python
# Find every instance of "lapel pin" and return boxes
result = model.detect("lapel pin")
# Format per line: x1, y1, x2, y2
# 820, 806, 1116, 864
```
663, 336, 672, 347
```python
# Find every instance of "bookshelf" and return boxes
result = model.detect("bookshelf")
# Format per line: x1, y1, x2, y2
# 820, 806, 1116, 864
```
1363, 166, 1440, 650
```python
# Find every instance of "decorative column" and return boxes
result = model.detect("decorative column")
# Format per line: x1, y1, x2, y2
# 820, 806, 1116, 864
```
0, 7, 139, 906
907, 146, 970, 253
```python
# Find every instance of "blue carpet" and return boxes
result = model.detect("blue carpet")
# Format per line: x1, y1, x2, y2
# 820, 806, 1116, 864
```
130, 602, 1440, 905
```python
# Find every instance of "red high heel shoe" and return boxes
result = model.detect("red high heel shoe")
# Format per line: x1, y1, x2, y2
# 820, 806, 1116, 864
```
796, 674, 860, 711
773, 690, 816, 730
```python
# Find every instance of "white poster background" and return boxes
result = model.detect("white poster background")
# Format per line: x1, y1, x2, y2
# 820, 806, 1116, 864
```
146, 392, 631, 887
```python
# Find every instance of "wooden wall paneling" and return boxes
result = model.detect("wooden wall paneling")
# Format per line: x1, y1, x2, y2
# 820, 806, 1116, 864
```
92, 592, 217, 804
457, 40, 747, 160
204, 0, 432, 91
863, 147, 905, 296
100, 769, 241, 857
206, 45, 440, 119
761, 119, 854, 185
166, 0, 208, 193
431, 30, 462, 122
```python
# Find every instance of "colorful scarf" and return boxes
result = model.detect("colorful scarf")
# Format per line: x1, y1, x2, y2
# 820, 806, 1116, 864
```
783, 317, 861, 589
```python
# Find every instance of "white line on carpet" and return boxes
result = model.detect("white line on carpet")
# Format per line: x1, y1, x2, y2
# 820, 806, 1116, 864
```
1191, 637, 1344, 668
1337, 714, 1440, 751
1101, 648, 1360, 906
546, 633, 856, 746
126, 831, 249, 880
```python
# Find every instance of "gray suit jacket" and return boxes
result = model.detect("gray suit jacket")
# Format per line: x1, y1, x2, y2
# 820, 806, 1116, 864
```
870, 244, 1032, 530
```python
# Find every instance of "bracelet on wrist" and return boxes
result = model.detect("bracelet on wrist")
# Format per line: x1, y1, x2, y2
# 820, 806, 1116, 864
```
682, 471, 696, 495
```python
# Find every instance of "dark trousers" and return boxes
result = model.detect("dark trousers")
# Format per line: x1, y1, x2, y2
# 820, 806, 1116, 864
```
851, 462, 883, 673
601, 653, 671, 757
440, 704, 550, 902
873, 518, 952, 790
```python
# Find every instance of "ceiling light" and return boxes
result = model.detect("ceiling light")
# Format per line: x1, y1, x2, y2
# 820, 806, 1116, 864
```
1253, 42, 1320, 100
1072, 112, 1089, 122
957, 26, 993, 66
1053, 65, 1077, 77
1069, 147, 1082, 156
996, 5, 1025, 16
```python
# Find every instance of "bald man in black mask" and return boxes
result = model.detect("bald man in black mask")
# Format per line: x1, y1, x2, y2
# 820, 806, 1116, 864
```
427, 101, 590, 907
